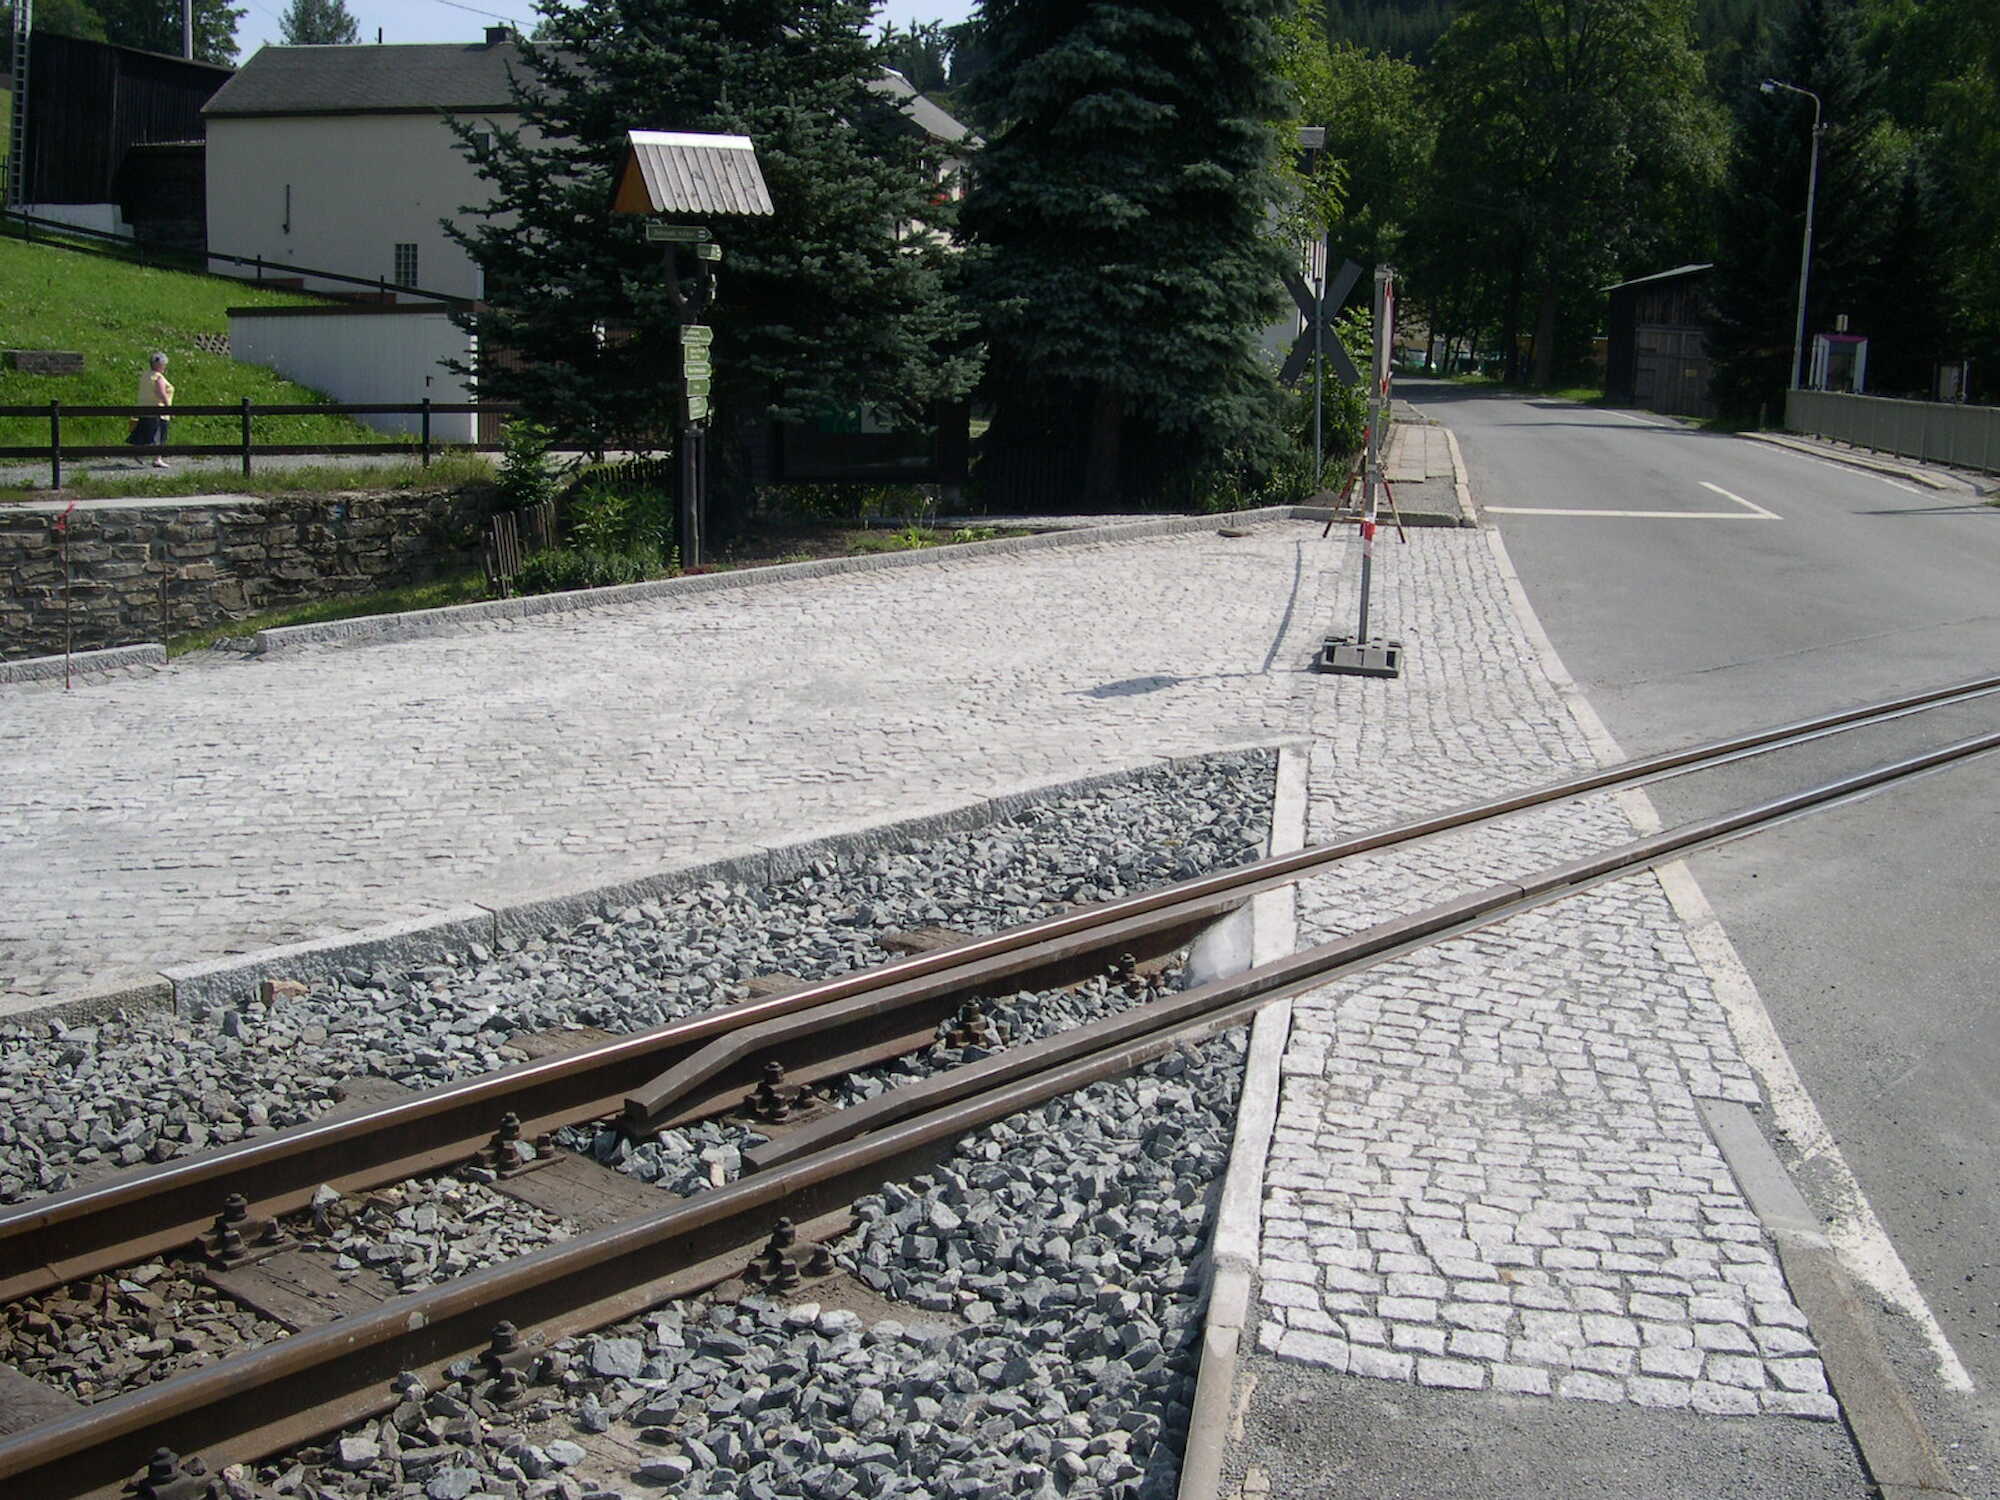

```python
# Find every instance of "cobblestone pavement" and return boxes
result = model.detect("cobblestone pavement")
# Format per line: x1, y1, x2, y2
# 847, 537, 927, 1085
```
0, 523, 1329, 1002
1256, 530, 1833, 1419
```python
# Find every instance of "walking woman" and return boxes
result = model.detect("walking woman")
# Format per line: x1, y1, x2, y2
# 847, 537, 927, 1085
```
129, 351, 174, 468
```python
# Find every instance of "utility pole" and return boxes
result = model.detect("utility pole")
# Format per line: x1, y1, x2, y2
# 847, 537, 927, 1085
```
182, 0, 194, 59
1761, 79, 1823, 392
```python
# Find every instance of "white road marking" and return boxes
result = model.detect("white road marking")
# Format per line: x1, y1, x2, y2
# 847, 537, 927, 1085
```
1698, 480, 1783, 519
1485, 480, 1781, 521
1598, 408, 1675, 427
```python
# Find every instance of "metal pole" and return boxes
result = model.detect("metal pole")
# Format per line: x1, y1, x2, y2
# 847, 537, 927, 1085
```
181, 0, 193, 60
240, 396, 252, 477
1312, 238, 1325, 487
421, 397, 432, 468
49, 398, 60, 490
1356, 267, 1393, 644
1764, 80, 1823, 392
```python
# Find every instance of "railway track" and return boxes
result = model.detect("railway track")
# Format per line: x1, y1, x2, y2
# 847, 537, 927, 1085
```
1, 673, 1998, 1499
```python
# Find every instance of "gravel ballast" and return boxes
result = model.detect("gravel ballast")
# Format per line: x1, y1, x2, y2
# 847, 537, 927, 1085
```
1, 752, 1277, 1497
0, 752, 1273, 1204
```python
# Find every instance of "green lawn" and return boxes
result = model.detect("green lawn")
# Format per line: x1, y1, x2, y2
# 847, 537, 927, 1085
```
0, 233, 394, 448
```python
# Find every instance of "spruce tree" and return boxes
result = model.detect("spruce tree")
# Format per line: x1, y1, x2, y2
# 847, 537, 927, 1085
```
450, 0, 977, 489
960, 0, 1295, 509
278, 0, 358, 46
1707, 0, 1900, 419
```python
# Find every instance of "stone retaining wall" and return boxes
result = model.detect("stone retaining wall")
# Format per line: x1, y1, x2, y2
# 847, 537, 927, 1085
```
0, 487, 493, 661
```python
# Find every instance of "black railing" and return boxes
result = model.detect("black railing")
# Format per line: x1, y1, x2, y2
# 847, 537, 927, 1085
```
0, 400, 600, 488
0, 208, 475, 308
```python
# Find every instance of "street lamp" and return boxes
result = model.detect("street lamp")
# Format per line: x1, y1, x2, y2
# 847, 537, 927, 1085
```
1760, 78, 1823, 392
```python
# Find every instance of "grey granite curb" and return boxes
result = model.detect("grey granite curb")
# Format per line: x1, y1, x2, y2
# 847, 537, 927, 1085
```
0, 642, 166, 683
1179, 745, 1309, 1500
1742, 431, 1989, 494
8, 741, 1294, 1024
245, 507, 1311, 656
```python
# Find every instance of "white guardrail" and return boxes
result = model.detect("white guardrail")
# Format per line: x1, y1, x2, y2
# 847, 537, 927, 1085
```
1786, 388, 2000, 474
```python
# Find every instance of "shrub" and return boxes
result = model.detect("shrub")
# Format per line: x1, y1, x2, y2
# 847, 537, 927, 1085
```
497, 419, 560, 512
513, 545, 663, 595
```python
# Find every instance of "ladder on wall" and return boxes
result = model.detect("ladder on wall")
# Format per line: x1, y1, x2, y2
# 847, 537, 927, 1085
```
7, 0, 28, 209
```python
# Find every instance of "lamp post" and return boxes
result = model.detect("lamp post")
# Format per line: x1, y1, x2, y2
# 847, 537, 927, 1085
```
1761, 78, 1823, 391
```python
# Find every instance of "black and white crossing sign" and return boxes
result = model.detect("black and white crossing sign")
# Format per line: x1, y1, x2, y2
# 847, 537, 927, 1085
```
1280, 256, 1364, 388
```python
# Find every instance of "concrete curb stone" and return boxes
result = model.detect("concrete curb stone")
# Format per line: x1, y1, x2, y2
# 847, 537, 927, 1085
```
0, 643, 165, 683
247, 507, 1310, 657
8, 744, 1291, 1024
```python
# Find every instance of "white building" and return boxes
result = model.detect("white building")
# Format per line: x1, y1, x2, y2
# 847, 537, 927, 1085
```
202, 29, 527, 300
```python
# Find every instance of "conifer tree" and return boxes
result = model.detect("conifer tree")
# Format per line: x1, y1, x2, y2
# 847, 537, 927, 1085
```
450, 0, 977, 481
1707, 0, 1901, 418
960, 0, 1294, 509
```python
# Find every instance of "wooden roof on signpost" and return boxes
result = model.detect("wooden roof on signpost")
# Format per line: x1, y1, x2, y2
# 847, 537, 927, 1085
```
611, 131, 774, 218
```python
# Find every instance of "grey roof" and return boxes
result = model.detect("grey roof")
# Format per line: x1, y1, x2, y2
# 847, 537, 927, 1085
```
203, 41, 529, 117
1603, 263, 1714, 293
867, 69, 972, 145
617, 132, 774, 217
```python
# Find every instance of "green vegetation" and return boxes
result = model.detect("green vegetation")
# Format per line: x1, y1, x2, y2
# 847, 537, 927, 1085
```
165, 571, 491, 656
962, 0, 1294, 509
5, 454, 494, 502
454, 0, 975, 475
0, 235, 392, 450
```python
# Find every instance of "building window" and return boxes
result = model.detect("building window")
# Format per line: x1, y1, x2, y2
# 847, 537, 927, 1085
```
393, 243, 419, 288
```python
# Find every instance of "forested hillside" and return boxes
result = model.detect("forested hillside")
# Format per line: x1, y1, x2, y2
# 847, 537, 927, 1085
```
1324, 0, 1793, 61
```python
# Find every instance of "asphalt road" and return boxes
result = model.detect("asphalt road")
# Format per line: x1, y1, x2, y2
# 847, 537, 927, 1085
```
1405, 379, 2000, 1494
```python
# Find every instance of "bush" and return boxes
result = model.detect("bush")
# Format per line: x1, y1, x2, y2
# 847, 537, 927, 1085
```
513, 545, 664, 595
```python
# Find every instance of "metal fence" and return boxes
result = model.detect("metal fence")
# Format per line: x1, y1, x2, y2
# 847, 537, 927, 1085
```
1786, 389, 2000, 474
0, 400, 596, 489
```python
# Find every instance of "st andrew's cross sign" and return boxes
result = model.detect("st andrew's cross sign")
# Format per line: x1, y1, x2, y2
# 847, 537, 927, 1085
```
1280, 256, 1364, 388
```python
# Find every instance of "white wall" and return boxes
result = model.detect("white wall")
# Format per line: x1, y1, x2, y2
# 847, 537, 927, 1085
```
206, 112, 519, 300
227, 309, 479, 442
21, 203, 130, 237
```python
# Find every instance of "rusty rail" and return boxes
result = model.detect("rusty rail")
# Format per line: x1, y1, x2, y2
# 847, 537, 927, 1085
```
2, 671, 1997, 1311
4, 721, 1998, 1498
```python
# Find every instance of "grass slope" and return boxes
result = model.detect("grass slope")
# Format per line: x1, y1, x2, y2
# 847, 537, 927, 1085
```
0, 233, 393, 448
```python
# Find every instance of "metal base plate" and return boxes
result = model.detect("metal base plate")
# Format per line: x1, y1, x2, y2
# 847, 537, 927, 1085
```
1315, 635, 1404, 678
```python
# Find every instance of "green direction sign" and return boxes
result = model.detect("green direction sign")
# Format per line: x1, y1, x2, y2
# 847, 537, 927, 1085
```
679, 325, 713, 346
694, 242, 723, 262
685, 376, 711, 399
645, 223, 712, 244
684, 394, 710, 423
682, 353, 712, 379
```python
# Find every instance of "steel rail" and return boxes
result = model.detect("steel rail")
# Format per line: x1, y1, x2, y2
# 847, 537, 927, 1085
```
0, 673, 1995, 1304
5, 725, 1996, 1500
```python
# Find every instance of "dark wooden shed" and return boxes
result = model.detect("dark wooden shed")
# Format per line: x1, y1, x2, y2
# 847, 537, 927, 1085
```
13, 33, 229, 208
1604, 263, 1716, 420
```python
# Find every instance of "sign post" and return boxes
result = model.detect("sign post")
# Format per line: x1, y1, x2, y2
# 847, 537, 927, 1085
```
610, 130, 774, 569
1314, 265, 1404, 679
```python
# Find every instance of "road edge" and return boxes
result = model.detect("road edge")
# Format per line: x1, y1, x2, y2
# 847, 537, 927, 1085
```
1462, 420, 1976, 1488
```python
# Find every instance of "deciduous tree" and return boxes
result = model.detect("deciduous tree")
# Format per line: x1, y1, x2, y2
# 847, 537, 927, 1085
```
278, 0, 358, 47
91, 0, 242, 64
1424, 0, 1725, 385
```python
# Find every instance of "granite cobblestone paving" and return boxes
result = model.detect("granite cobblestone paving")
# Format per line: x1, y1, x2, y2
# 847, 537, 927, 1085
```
0, 526, 1327, 1003
1259, 531, 1834, 1419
